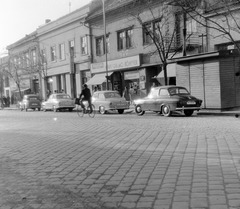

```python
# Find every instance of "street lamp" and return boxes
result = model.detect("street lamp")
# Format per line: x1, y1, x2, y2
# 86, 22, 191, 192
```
102, 0, 109, 90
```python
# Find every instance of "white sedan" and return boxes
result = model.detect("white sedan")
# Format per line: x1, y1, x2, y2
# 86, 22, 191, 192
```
92, 90, 130, 114
42, 93, 75, 112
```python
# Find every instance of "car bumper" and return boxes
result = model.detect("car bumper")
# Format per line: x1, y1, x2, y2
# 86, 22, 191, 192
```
175, 106, 201, 111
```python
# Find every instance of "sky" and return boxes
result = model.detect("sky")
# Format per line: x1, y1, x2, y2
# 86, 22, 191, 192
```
0, 0, 92, 56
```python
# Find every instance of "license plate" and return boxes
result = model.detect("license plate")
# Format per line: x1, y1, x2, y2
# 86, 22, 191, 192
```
32, 103, 37, 105
187, 101, 196, 105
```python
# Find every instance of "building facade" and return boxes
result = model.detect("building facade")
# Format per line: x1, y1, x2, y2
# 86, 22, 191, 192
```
2, 0, 240, 109
36, 5, 91, 100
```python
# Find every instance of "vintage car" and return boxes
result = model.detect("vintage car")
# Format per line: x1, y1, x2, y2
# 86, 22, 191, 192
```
42, 93, 75, 112
19, 94, 41, 111
134, 86, 202, 117
92, 90, 130, 114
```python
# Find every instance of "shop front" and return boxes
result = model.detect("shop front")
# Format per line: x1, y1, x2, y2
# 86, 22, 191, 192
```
89, 55, 142, 95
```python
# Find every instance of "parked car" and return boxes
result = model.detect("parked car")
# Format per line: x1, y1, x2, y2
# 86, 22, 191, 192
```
92, 90, 130, 114
42, 93, 75, 112
19, 94, 41, 111
134, 86, 202, 117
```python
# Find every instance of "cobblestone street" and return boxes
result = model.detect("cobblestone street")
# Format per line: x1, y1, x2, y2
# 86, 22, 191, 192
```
0, 110, 240, 209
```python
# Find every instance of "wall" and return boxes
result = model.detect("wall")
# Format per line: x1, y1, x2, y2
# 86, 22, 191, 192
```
176, 58, 221, 109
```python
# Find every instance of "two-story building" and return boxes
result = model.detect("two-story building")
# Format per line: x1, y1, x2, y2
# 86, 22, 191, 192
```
36, 4, 91, 99
85, 0, 179, 100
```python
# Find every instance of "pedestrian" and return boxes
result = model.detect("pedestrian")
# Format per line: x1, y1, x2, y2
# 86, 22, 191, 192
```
6, 96, 10, 107
79, 84, 93, 113
123, 85, 131, 104
93, 86, 98, 92
47, 90, 51, 98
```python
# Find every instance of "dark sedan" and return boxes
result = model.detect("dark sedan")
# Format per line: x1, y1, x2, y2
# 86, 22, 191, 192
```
134, 86, 202, 117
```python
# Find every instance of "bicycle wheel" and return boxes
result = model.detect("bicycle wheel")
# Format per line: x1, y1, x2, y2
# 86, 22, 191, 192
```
87, 104, 95, 118
76, 105, 84, 117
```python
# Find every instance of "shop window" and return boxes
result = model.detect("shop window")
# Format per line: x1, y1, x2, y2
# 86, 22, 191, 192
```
59, 43, 65, 60
50, 46, 56, 61
117, 28, 133, 51
81, 36, 88, 55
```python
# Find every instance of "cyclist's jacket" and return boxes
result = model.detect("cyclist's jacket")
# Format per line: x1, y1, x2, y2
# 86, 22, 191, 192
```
79, 88, 91, 100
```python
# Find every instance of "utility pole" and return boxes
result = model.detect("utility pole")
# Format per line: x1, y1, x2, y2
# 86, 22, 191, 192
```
102, 0, 109, 90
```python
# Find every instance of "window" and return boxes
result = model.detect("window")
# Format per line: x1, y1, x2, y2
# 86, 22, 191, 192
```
59, 43, 65, 60
117, 28, 133, 50
143, 23, 152, 44
81, 36, 88, 55
96, 36, 104, 56
50, 46, 56, 61
41, 49, 47, 64
159, 89, 169, 96
31, 49, 37, 66
69, 40, 75, 57
24, 52, 30, 67
186, 19, 197, 34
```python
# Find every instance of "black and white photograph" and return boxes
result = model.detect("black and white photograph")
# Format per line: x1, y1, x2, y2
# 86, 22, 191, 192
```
1, 0, 240, 208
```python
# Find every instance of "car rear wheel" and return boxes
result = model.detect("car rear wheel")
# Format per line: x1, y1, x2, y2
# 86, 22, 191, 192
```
135, 105, 145, 116
184, 110, 194, 117
162, 105, 171, 117
99, 106, 105, 114
118, 109, 124, 114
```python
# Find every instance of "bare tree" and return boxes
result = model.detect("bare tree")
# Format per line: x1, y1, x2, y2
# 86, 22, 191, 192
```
125, 0, 182, 85
5, 45, 48, 100
169, 0, 240, 53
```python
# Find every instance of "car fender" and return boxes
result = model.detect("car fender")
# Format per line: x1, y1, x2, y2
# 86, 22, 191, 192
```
160, 102, 177, 111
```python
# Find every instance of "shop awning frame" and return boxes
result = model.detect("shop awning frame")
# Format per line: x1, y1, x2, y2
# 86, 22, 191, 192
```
157, 64, 176, 78
86, 72, 113, 85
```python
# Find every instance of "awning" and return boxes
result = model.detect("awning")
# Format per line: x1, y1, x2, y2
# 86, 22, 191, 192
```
157, 63, 176, 78
86, 72, 113, 85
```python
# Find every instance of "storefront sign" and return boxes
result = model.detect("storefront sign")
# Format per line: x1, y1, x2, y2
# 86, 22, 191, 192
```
124, 71, 140, 80
91, 55, 140, 74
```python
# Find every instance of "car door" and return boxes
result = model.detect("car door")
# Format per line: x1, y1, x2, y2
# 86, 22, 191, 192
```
92, 93, 100, 109
153, 89, 169, 111
45, 95, 54, 109
143, 88, 159, 110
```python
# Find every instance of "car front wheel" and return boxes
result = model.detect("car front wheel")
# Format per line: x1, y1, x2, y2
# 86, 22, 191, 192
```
162, 105, 171, 117
184, 109, 194, 117
135, 105, 145, 116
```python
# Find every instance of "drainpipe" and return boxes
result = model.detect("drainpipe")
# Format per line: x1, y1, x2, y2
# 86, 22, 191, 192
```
183, 12, 187, 56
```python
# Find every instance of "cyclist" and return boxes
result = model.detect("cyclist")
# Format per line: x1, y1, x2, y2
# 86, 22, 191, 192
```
79, 84, 93, 113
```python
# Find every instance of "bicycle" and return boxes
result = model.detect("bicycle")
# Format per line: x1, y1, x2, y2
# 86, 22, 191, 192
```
76, 100, 96, 118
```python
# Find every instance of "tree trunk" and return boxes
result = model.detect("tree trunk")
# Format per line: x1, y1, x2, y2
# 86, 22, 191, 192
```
163, 64, 168, 85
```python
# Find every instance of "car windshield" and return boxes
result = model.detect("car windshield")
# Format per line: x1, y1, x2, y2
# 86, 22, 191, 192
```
104, 92, 121, 98
56, 94, 71, 99
169, 87, 189, 95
